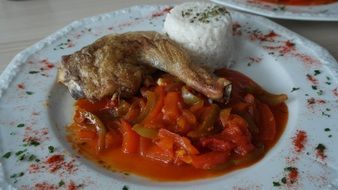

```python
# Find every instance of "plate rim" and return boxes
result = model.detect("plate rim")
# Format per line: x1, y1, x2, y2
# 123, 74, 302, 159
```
1, 3, 338, 189
212, 0, 338, 21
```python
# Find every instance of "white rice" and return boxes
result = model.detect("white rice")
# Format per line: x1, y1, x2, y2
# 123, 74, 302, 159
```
164, 2, 233, 70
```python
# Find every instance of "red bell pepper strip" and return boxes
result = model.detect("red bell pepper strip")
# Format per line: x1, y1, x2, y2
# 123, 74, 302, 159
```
120, 120, 140, 154
143, 86, 165, 124
191, 151, 230, 169
79, 110, 107, 152
162, 91, 181, 122
258, 103, 276, 141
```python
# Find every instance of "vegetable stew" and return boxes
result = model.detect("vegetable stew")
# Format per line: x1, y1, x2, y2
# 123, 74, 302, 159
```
67, 68, 288, 181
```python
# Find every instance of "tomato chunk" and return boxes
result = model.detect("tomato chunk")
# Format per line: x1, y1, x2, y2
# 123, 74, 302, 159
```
200, 114, 254, 156
223, 114, 254, 155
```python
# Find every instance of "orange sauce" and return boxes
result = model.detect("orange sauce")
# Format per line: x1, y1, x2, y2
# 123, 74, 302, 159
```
67, 69, 289, 181
258, 0, 337, 6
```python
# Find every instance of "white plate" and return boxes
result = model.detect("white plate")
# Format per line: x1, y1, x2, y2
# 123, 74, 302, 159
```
1, 4, 338, 190
212, 0, 338, 21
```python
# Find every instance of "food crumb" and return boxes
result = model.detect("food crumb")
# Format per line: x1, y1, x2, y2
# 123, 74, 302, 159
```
17, 83, 25, 89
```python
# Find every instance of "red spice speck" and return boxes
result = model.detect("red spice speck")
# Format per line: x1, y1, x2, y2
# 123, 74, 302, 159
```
64, 159, 77, 174
263, 40, 296, 56
248, 56, 262, 64
29, 154, 77, 175
46, 154, 64, 173
46, 154, 64, 164
306, 174, 329, 189
232, 22, 242, 36
118, 21, 138, 28
28, 163, 41, 174
288, 169, 299, 184
285, 156, 299, 165
307, 97, 326, 109
67, 43, 75, 48
306, 74, 318, 85
317, 99, 326, 104
250, 30, 279, 42
17, 83, 25, 89
294, 53, 321, 66
68, 181, 77, 190
307, 98, 315, 105
316, 150, 326, 160
34, 182, 58, 190
265, 31, 279, 39
40, 59, 55, 70
292, 130, 307, 153
23, 135, 40, 144
24, 127, 49, 144
315, 144, 327, 160
151, 7, 173, 18
333, 88, 338, 97
261, 37, 320, 66
280, 40, 296, 55
28, 61, 34, 64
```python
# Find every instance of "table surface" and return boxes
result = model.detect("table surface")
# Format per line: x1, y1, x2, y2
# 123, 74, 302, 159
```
1, 0, 338, 73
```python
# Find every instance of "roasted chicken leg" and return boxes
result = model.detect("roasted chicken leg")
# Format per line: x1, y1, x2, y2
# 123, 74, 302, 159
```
58, 31, 231, 102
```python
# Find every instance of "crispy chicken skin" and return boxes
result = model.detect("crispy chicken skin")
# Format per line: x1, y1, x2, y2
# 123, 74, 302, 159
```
58, 31, 231, 102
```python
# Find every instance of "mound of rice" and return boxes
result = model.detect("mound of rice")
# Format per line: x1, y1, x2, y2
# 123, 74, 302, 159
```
164, 2, 233, 70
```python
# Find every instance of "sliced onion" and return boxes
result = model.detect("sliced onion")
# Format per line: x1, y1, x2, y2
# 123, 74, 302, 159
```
246, 86, 288, 106
188, 104, 220, 138
219, 108, 231, 127
181, 86, 200, 105
132, 124, 158, 139
80, 110, 107, 152
134, 91, 156, 123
